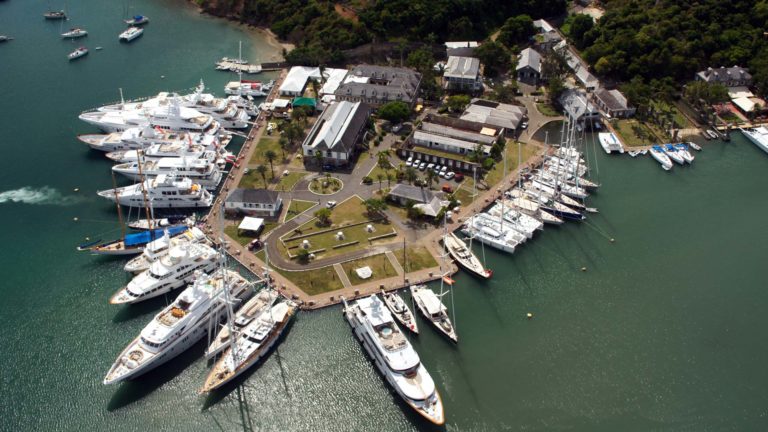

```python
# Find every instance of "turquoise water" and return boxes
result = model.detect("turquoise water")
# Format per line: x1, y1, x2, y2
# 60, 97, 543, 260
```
3, 1, 768, 430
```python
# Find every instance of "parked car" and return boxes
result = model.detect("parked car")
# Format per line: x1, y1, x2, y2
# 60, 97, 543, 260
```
521, 122, 528, 129
439, 166, 448, 176
432, 164, 441, 173
406, 157, 413, 167
444, 171, 455, 180
441, 184, 454, 193
454, 172, 464, 182
326, 200, 337, 208
427, 163, 435, 172
322, 164, 335, 171
419, 162, 427, 171
392, 123, 403, 133
413, 159, 421, 168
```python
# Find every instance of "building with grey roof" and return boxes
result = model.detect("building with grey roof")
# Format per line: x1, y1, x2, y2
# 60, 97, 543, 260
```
443, 56, 482, 91
334, 65, 422, 108
592, 88, 636, 118
460, 99, 527, 133
445, 41, 479, 57
225, 188, 283, 218
387, 184, 445, 217
559, 89, 600, 125
411, 114, 500, 156
516, 48, 542, 85
696, 66, 752, 88
554, 41, 600, 91
301, 101, 371, 167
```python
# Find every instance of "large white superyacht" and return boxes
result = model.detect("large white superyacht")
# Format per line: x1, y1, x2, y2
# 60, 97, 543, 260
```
205, 287, 275, 359
79, 99, 222, 134
341, 295, 444, 425
97, 175, 214, 208
112, 156, 223, 190
740, 126, 768, 154
103, 269, 252, 384
105, 141, 232, 164
78, 125, 230, 153
124, 226, 208, 274
109, 242, 221, 304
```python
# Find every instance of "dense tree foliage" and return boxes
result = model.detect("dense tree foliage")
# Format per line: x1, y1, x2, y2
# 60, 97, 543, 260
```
580, 0, 768, 94
474, 41, 512, 77
377, 102, 411, 124
562, 14, 593, 50
497, 15, 535, 50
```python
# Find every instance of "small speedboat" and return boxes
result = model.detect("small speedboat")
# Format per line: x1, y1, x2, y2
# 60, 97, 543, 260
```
0, 35, 14, 43
688, 142, 702, 151
61, 28, 88, 38
124, 15, 149, 25
68, 46, 88, 61
44, 10, 67, 20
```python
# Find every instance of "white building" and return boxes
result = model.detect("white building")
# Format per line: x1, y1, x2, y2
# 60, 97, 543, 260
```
278, 66, 349, 98
516, 48, 542, 85
301, 101, 371, 167
225, 189, 282, 218
443, 56, 482, 91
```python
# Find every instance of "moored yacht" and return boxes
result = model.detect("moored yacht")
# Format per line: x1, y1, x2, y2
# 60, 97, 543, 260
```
461, 213, 524, 253
200, 299, 297, 393
442, 232, 492, 279
673, 143, 695, 163
79, 100, 221, 134
119, 27, 143, 42
103, 269, 252, 384
83, 224, 189, 256
68, 47, 88, 61
649, 145, 673, 171
128, 215, 192, 231
663, 144, 686, 165
79, 126, 230, 153
124, 226, 207, 274
109, 242, 221, 304
105, 144, 231, 164
598, 132, 624, 154
205, 287, 275, 359
341, 296, 444, 425
740, 126, 768, 155
410, 285, 457, 343
97, 174, 214, 208
224, 79, 270, 97
380, 290, 419, 334
61, 28, 88, 38
112, 156, 223, 190
124, 15, 150, 25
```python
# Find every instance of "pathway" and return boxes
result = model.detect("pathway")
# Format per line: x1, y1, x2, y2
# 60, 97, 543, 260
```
517, 95, 564, 144
385, 251, 404, 275
334, 263, 352, 288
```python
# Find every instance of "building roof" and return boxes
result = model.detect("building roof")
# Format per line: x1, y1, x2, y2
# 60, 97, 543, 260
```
303, 101, 370, 153
445, 41, 479, 57
732, 97, 759, 112
226, 188, 280, 205
554, 41, 600, 88
517, 48, 542, 73
238, 217, 264, 232
279, 66, 319, 94
697, 66, 752, 84
533, 19, 555, 33
413, 196, 445, 217
559, 89, 599, 120
444, 56, 480, 80
413, 130, 493, 153
594, 88, 632, 111
319, 68, 349, 96
728, 86, 754, 99
292, 97, 317, 108
388, 184, 436, 204
460, 99, 527, 130
271, 98, 291, 109
335, 65, 421, 104
420, 122, 497, 145
444, 41, 479, 49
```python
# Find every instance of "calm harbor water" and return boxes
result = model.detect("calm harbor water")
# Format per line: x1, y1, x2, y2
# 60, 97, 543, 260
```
2, 1, 768, 431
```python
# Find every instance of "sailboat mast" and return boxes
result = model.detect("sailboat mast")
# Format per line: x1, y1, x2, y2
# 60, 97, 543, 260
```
136, 150, 153, 231
111, 170, 125, 239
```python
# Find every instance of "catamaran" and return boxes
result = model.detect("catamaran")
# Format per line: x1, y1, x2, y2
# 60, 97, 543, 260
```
598, 132, 624, 154
380, 289, 419, 334
461, 213, 525, 253
109, 242, 221, 304
97, 174, 214, 208
103, 269, 251, 384
341, 295, 444, 425
119, 26, 143, 42
124, 226, 207, 274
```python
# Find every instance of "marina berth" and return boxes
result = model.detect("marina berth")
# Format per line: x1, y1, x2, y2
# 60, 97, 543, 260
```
84, 224, 190, 256
97, 174, 214, 208
119, 27, 144, 42
201, 299, 297, 392
649, 145, 674, 171
124, 226, 208, 274
663, 144, 686, 165
740, 126, 768, 154
104, 269, 251, 384
341, 296, 444, 425
442, 232, 492, 279
109, 242, 221, 304
598, 132, 624, 154
381, 290, 420, 334
410, 285, 457, 344
111, 156, 223, 190
205, 287, 275, 359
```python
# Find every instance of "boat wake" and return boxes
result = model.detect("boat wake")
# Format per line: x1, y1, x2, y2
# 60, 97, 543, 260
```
0, 186, 84, 206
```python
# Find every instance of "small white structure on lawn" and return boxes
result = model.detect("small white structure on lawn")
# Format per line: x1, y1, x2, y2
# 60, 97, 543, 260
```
302, 239, 311, 249
355, 266, 373, 279
238, 216, 264, 233
366, 224, 375, 233
336, 231, 345, 241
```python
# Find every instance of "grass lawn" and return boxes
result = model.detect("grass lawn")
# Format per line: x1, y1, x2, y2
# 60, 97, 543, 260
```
341, 253, 400, 285
254, 249, 345, 295
276, 171, 307, 192
536, 102, 561, 117
366, 165, 396, 186
308, 176, 343, 194
281, 219, 396, 260
238, 170, 269, 189
284, 199, 316, 222
249, 136, 283, 165
649, 100, 691, 128
400, 246, 439, 273
453, 187, 476, 207
613, 119, 662, 147
224, 222, 278, 246
303, 196, 369, 228
483, 142, 537, 187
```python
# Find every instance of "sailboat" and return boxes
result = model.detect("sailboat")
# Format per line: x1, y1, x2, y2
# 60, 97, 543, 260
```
380, 289, 419, 334
442, 232, 492, 279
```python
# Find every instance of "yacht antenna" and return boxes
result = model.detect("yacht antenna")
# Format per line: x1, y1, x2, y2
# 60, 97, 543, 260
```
136, 150, 154, 232
119, 87, 125, 107
218, 201, 240, 363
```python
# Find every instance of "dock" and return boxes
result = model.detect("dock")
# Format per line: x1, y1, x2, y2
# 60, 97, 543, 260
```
215, 61, 289, 74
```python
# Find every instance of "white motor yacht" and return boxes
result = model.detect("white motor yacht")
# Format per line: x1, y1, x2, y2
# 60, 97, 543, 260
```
410, 285, 457, 343
112, 156, 223, 190
224, 79, 269, 97
109, 242, 221, 304
205, 288, 275, 359
79, 126, 230, 153
61, 28, 88, 38
106, 144, 231, 164
97, 175, 214, 208
124, 226, 207, 274
740, 126, 768, 154
67, 46, 88, 61
341, 296, 444, 425
119, 26, 143, 42
103, 269, 251, 384
79, 100, 221, 134
200, 300, 297, 393
380, 290, 419, 334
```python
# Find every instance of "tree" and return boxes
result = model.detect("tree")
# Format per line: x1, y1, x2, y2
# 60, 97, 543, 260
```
425, 169, 437, 189
407, 204, 424, 221
313, 151, 324, 171
497, 15, 534, 49
284, 121, 304, 145
363, 198, 388, 218
297, 248, 310, 263
376, 173, 385, 190
255, 164, 268, 187
547, 75, 566, 105
377, 101, 411, 124
405, 166, 418, 185
264, 150, 277, 178
446, 95, 471, 113
387, 172, 395, 188
278, 136, 290, 161
314, 208, 332, 226
491, 83, 518, 103
542, 47, 570, 81
377, 150, 391, 170
564, 14, 594, 50
475, 41, 511, 77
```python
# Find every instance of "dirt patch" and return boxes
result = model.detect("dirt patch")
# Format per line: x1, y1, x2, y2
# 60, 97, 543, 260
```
334, 4, 359, 22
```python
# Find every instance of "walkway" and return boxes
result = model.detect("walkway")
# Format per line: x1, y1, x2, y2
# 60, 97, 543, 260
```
517, 95, 564, 144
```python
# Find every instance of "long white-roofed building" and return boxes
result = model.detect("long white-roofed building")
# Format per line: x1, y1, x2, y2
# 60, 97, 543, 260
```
301, 101, 371, 167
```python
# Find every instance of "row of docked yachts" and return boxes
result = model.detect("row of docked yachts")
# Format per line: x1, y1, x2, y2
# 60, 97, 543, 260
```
462, 145, 599, 255
647, 143, 697, 171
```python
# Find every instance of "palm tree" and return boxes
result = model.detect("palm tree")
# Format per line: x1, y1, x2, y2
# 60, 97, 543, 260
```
377, 150, 391, 170
363, 198, 388, 219
278, 136, 289, 161
425, 169, 436, 189
264, 150, 277, 178
387, 172, 395, 188
314, 151, 324, 172
376, 173, 385, 190
256, 164, 268, 188
405, 167, 418, 185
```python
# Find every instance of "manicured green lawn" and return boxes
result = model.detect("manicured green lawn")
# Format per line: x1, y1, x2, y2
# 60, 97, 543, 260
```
649, 100, 692, 128
613, 119, 661, 147
224, 222, 277, 246
401, 246, 439, 273
483, 142, 537, 187
536, 102, 561, 117
249, 136, 283, 166
254, 250, 344, 295
284, 199, 316, 222
276, 171, 307, 192
341, 253, 401, 285
366, 165, 396, 187
282, 220, 396, 260
238, 170, 269, 189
